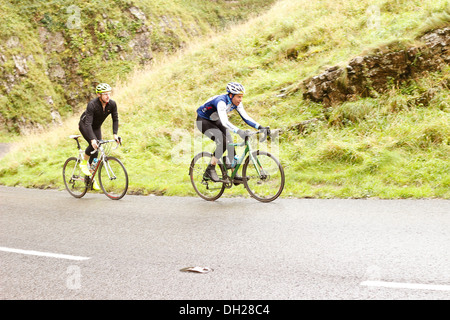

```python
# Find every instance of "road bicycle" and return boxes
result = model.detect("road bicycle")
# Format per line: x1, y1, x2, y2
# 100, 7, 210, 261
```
62, 135, 128, 200
189, 129, 285, 202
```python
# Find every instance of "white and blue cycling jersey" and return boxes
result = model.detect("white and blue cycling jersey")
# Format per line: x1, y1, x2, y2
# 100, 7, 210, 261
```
197, 94, 260, 133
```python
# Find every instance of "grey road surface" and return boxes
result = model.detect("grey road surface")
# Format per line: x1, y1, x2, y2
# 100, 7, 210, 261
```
1, 186, 449, 300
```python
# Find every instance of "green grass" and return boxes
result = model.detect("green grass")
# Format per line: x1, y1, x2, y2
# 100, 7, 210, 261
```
0, 0, 449, 199
0, 0, 276, 136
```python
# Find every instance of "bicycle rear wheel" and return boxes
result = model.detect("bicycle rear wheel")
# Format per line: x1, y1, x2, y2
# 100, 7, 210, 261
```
189, 152, 226, 201
242, 151, 285, 202
63, 157, 88, 198
98, 156, 128, 200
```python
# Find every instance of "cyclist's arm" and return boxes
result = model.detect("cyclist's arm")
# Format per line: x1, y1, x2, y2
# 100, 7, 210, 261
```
217, 100, 240, 133
236, 104, 260, 129
110, 101, 119, 135
84, 103, 97, 141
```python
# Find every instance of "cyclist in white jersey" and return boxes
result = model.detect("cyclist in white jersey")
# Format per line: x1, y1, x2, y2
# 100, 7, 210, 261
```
196, 82, 270, 182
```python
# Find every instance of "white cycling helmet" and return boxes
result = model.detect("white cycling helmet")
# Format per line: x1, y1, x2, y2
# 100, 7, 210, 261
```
96, 83, 112, 94
226, 82, 245, 95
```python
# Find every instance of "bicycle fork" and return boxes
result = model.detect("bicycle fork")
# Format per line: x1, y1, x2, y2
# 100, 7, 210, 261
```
101, 158, 117, 181
248, 151, 267, 180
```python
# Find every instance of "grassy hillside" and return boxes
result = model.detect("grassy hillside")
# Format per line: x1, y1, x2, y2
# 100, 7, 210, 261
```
0, 0, 276, 137
0, 0, 449, 199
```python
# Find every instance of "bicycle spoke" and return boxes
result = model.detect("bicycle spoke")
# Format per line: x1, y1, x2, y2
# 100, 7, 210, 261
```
98, 157, 128, 200
243, 151, 285, 202
63, 157, 87, 198
190, 152, 225, 201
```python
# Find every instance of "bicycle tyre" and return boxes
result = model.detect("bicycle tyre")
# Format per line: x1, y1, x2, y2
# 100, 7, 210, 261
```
242, 151, 285, 202
98, 156, 128, 200
189, 152, 226, 201
63, 157, 88, 198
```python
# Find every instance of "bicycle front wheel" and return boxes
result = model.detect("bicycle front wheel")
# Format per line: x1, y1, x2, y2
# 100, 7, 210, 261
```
242, 151, 285, 202
189, 152, 226, 201
98, 156, 128, 200
63, 157, 88, 198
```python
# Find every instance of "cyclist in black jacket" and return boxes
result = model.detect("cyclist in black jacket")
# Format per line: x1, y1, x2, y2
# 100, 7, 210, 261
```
78, 83, 120, 189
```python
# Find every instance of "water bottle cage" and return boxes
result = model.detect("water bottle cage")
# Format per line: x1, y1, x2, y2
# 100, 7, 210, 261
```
231, 155, 239, 168
90, 158, 98, 172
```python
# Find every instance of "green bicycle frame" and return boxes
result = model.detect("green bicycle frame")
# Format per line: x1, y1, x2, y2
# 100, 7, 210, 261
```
228, 138, 263, 179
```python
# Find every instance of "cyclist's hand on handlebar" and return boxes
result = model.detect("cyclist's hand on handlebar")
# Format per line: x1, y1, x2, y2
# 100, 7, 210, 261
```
259, 125, 271, 136
91, 139, 98, 149
114, 134, 122, 145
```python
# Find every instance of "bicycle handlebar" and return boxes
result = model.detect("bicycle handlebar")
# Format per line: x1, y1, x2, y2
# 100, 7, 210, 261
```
238, 128, 282, 145
243, 129, 268, 143
90, 138, 121, 154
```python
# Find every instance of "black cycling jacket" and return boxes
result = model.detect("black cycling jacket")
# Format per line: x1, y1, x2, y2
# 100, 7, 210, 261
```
79, 97, 119, 141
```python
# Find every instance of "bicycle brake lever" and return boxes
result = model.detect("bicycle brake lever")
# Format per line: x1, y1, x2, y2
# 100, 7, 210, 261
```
259, 130, 267, 143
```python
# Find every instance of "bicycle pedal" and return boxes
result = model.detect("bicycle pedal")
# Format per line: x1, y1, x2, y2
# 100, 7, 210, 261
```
232, 179, 246, 186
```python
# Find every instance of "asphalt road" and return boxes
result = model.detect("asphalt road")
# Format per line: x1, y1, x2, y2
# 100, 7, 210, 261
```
1, 186, 449, 301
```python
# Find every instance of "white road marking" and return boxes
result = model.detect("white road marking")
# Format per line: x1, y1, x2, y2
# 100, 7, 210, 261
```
0, 246, 90, 261
361, 280, 450, 291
